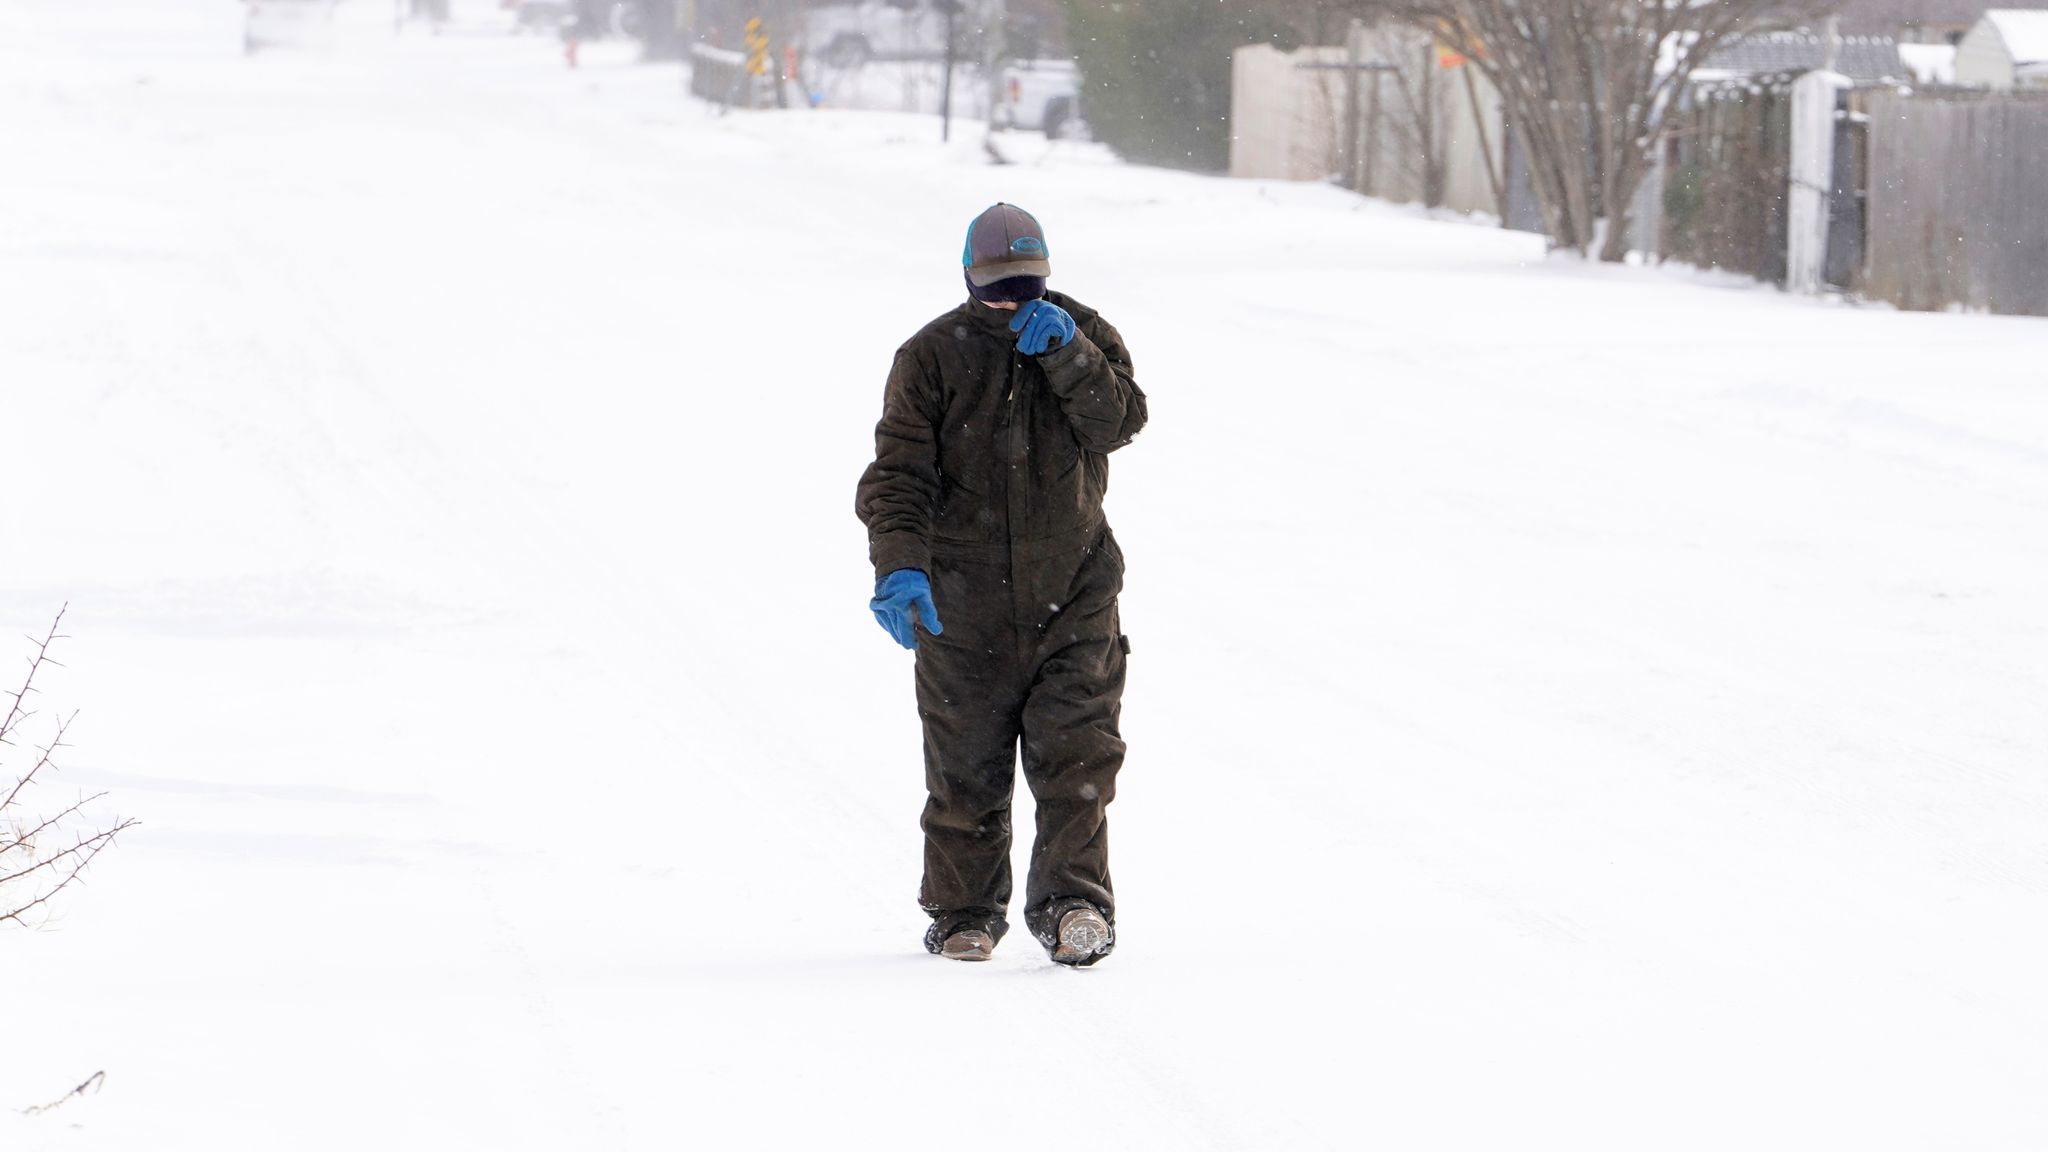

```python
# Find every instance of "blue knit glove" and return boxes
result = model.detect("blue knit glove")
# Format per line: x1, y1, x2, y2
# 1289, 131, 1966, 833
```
871, 568, 943, 650
1008, 299, 1075, 355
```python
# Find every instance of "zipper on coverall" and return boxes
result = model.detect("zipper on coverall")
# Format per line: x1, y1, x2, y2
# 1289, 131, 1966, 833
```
1001, 350, 1027, 630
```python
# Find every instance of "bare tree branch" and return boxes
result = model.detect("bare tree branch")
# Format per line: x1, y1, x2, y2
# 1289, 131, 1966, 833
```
0, 711, 74, 815
1341, 0, 1832, 258
0, 604, 66, 758
2, 608, 136, 930
0, 787, 105, 858
1, 819, 137, 926
21, 1071, 106, 1116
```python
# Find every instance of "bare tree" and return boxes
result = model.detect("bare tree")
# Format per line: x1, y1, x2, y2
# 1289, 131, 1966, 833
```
1366, 24, 1450, 209
2, 607, 135, 929
1354, 0, 1829, 259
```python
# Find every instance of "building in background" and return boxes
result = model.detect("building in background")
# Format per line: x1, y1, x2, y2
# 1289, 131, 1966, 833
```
1228, 29, 1506, 222
1835, 0, 2004, 44
1955, 9, 2048, 87
1228, 44, 1346, 184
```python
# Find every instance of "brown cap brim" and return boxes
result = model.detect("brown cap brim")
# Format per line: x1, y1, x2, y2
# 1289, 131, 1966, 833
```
965, 258, 1053, 287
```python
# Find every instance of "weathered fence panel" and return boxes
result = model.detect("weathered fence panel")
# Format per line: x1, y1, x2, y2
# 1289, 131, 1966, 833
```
1661, 79, 1794, 284
1863, 89, 2048, 316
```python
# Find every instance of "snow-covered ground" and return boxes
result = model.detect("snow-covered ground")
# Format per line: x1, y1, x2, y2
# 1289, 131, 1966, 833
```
4, 2, 2047, 1148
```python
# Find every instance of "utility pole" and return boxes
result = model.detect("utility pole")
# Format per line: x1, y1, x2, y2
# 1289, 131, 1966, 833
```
1420, 39, 1441, 208
1293, 49, 1398, 194
984, 0, 1007, 138
1343, 19, 1363, 190
938, 0, 961, 142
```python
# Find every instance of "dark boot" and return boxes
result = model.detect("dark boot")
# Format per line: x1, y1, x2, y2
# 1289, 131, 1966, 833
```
1032, 898, 1113, 966
939, 930, 996, 961
924, 908, 1007, 958
1052, 906, 1111, 965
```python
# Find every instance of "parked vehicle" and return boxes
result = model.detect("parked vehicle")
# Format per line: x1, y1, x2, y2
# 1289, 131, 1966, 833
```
804, 0, 982, 69
243, 0, 336, 54
994, 59, 1083, 138
505, 0, 634, 36
506, 0, 573, 33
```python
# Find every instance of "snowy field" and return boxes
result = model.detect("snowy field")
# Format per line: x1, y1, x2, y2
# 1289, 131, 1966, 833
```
5, 1, 2047, 1148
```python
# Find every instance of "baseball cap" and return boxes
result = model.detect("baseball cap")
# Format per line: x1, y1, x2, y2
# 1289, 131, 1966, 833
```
962, 203, 1052, 287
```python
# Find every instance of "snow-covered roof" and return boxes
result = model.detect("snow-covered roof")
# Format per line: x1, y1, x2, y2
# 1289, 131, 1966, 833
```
1983, 9, 2048, 63
1898, 42, 1958, 83
1836, 0, 1999, 33
1698, 31, 1906, 82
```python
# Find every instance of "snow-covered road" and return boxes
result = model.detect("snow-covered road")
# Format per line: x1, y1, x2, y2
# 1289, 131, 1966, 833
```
5, 2, 2046, 1149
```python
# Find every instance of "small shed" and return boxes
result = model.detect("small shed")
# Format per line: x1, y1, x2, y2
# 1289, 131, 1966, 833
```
1955, 9, 2048, 88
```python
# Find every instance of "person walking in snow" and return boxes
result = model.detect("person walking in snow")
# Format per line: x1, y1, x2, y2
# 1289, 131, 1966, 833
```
856, 203, 1147, 966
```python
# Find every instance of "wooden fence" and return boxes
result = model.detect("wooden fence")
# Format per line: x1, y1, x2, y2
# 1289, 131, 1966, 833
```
1861, 89, 2048, 316
1659, 78, 1794, 284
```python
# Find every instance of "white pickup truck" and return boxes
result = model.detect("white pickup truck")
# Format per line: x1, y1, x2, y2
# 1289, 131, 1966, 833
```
243, 0, 336, 53
805, 1, 986, 69
993, 59, 1083, 138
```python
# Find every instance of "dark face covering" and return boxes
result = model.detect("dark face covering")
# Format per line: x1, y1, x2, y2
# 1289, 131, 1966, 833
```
966, 272, 1047, 305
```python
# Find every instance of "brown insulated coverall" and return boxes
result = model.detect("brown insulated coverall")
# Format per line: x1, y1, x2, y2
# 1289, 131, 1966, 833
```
856, 291, 1147, 957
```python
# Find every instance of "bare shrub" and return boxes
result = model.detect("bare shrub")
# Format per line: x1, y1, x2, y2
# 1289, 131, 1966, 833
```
2, 607, 136, 928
